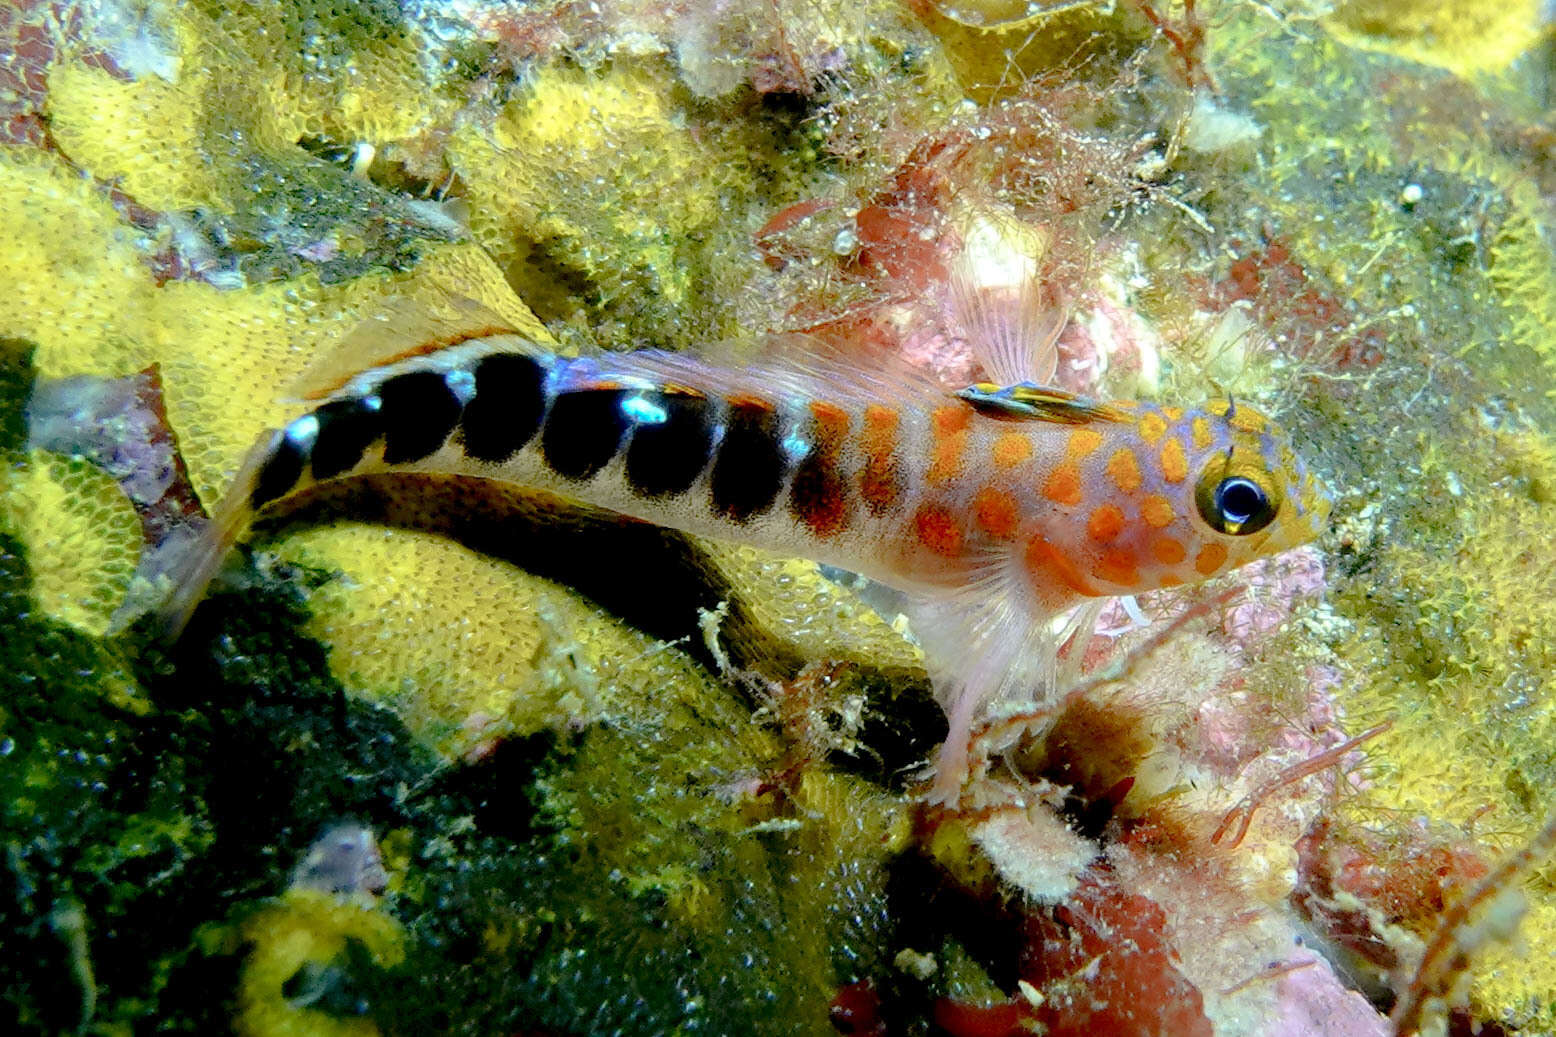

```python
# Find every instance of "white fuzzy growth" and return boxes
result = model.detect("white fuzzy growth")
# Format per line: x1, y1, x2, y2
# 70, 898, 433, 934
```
1184, 93, 1264, 154
972, 806, 1093, 903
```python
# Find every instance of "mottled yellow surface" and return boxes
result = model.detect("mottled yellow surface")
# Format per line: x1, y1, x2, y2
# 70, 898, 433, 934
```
449, 60, 736, 331
0, 137, 538, 501
1, 147, 157, 378
0, 451, 141, 637
50, 2, 456, 212
279, 522, 623, 762
236, 889, 405, 1037
699, 543, 924, 674
1326, 0, 1545, 76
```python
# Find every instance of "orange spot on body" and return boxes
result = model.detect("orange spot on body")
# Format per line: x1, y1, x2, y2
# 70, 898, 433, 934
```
1138, 412, 1167, 445
1195, 542, 1228, 575
973, 486, 1021, 539
992, 432, 1032, 468
932, 403, 971, 435
1025, 536, 1097, 596
1163, 406, 1185, 421
1160, 437, 1188, 483
928, 404, 971, 485
929, 433, 969, 485
914, 503, 964, 557
1192, 417, 1213, 449
810, 400, 850, 439
1140, 494, 1175, 528
860, 404, 901, 514
727, 392, 775, 413
1068, 427, 1104, 459
1152, 536, 1187, 565
1044, 463, 1084, 506
1087, 502, 1126, 543
1092, 548, 1140, 587
1106, 449, 1142, 493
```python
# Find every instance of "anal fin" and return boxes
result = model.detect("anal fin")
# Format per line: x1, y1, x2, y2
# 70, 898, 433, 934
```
902, 547, 1075, 806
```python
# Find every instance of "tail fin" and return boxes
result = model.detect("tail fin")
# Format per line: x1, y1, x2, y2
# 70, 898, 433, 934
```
153, 432, 277, 639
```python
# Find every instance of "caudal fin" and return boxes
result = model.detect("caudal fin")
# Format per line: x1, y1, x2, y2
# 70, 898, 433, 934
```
153, 433, 276, 639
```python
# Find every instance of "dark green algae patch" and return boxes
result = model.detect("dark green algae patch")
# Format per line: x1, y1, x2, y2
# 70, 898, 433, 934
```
0, 553, 906, 1035
0, 526, 913, 1034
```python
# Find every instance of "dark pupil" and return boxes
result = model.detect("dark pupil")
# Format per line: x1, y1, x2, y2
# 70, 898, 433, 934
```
1217, 477, 1266, 525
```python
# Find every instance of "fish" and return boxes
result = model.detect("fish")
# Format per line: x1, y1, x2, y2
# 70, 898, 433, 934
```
157, 297, 1331, 805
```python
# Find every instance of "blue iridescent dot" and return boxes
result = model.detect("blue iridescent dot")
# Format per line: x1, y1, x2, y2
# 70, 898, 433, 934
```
284, 414, 320, 449
622, 395, 668, 425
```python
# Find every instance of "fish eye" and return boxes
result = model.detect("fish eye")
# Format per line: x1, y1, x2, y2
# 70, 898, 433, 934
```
1198, 474, 1277, 535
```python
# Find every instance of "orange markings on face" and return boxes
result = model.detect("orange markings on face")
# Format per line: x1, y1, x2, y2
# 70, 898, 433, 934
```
1163, 406, 1184, 422
1151, 536, 1186, 565
1043, 463, 1084, 506
1105, 448, 1142, 494
1230, 409, 1266, 433
1025, 536, 1097, 596
928, 404, 971, 485
914, 503, 964, 558
992, 432, 1033, 469
1192, 417, 1213, 450
1138, 412, 1167, 445
973, 486, 1021, 539
860, 404, 901, 514
1067, 427, 1104, 459
1195, 542, 1228, 575
1160, 437, 1188, 483
1092, 548, 1140, 587
1087, 502, 1126, 543
1140, 493, 1175, 528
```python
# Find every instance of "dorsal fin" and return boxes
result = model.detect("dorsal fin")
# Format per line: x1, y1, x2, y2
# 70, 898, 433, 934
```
602, 331, 956, 410
954, 381, 1130, 424
288, 291, 542, 402
947, 210, 1066, 385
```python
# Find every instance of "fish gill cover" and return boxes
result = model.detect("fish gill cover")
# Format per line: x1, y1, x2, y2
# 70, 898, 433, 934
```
2, 0, 1556, 1034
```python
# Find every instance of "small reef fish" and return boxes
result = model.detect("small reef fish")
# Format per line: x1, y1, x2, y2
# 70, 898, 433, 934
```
160, 299, 1330, 804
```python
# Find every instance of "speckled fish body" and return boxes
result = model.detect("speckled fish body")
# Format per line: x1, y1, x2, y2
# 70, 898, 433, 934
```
171, 331, 1330, 803
243, 338, 1326, 602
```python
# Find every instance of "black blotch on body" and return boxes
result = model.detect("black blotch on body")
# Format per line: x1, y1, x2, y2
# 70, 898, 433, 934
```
378, 371, 462, 465
251, 434, 307, 509
710, 399, 786, 522
541, 389, 629, 480
458, 353, 546, 463
626, 392, 714, 498
310, 397, 384, 480
789, 408, 853, 538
